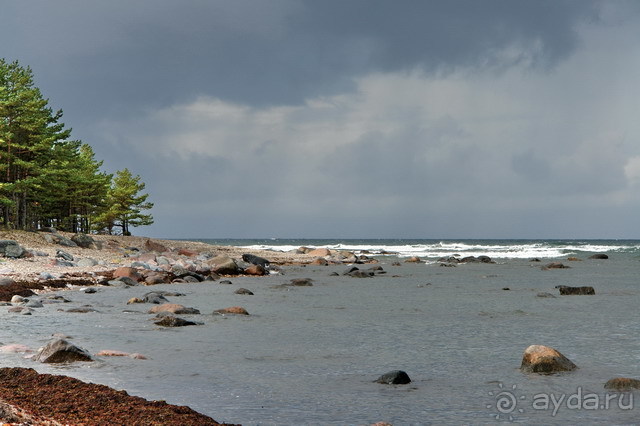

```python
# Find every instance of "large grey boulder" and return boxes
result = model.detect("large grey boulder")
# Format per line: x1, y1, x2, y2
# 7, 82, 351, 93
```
71, 233, 99, 249
34, 338, 93, 363
0, 240, 24, 258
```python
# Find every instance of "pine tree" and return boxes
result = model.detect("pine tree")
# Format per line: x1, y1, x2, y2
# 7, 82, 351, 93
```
96, 168, 153, 235
0, 59, 71, 229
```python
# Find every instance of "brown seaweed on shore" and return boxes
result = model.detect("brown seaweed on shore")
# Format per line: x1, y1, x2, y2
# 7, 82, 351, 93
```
0, 367, 238, 425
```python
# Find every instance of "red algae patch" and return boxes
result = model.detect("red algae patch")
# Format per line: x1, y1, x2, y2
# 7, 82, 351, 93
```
0, 367, 236, 425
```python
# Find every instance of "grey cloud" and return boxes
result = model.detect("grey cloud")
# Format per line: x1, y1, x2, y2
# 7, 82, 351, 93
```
2, 0, 599, 118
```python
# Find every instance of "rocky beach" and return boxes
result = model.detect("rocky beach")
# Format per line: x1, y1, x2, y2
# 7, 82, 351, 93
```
0, 229, 327, 425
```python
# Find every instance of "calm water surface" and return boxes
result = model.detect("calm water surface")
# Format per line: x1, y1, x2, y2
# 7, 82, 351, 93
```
1, 240, 639, 424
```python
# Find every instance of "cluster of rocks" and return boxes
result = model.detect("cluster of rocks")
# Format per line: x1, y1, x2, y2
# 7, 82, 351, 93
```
437, 255, 495, 266
341, 265, 387, 278
295, 246, 376, 265
0, 231, 103, 261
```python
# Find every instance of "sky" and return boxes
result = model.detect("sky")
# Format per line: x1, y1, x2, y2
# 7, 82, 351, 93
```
2, 0, 640, 239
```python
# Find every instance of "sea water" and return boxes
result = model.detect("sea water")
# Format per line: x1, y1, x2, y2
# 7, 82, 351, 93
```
1, 239, 640, 425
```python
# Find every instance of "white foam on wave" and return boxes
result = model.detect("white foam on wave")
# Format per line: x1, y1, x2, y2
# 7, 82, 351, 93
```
239, 241, 640, 260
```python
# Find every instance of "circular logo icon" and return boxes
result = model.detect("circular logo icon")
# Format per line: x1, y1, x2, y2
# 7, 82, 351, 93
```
487, 383, 525, 421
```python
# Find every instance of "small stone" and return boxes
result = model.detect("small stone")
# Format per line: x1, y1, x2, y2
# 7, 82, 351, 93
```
604, 377, 640, 391
557, 286, 595, 295
375, 370, 411, 385
154, 315, 199, 327
214, 306, 249, 315
235, 288, 254, 295
148, 303, 200, 315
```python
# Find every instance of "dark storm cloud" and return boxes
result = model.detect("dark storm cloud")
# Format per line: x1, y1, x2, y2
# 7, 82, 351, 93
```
2, 0, 597, 115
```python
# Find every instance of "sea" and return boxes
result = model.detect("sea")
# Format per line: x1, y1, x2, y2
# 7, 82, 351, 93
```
2, 239, 640, 425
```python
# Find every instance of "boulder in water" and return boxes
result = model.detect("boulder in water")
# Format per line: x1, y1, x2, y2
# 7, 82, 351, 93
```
604, 377, 640, 391
520, 345, 577, 374
375, 370, 411, 385
34, 339, 93, 363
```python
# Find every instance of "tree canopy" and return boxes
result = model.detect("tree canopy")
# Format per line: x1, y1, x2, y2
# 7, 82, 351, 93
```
0, 58, 153, 234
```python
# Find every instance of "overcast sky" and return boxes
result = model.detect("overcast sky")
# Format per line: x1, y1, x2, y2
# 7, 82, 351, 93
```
2, 0, 640, 239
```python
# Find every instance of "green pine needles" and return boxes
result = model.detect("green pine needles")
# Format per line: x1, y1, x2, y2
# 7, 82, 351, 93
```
0, 58, 153, 234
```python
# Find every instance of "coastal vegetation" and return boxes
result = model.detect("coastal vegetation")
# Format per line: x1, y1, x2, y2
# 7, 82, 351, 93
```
0, 59, 152, 234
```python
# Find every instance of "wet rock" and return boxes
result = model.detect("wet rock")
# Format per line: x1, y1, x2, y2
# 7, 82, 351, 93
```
557, 285, 595, 295
310, 258, 328, 266
154, 315, 199, 327
95, 350, 148, 360
219, 280, 233, 285
520, 345, 577, 374
375, 370, 412, 385
148, 303, 200, 315
604, 377, 640, 391
66, 307, 99, 313
143, 292, 170, 304
24, 300, 44, 308
34, 339, 93, 363
404, 256, 421, 263
110, 277, 139, 287
289, 278, 313, 286
542, 262, 570, 270
244, 264, 267, 276
242, 253, 270, 268
347, 269, 374, 278
127, 297, 144, 304
214, 306, 249, 315
8, 306, 32, 315
589, 253, 609, 259
567, 257, 582, 261
235, 288, 254, 295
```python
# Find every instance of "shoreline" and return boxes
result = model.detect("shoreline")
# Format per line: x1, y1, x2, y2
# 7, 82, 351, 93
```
0, 230, 363, 425
0, 230, 281, 425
